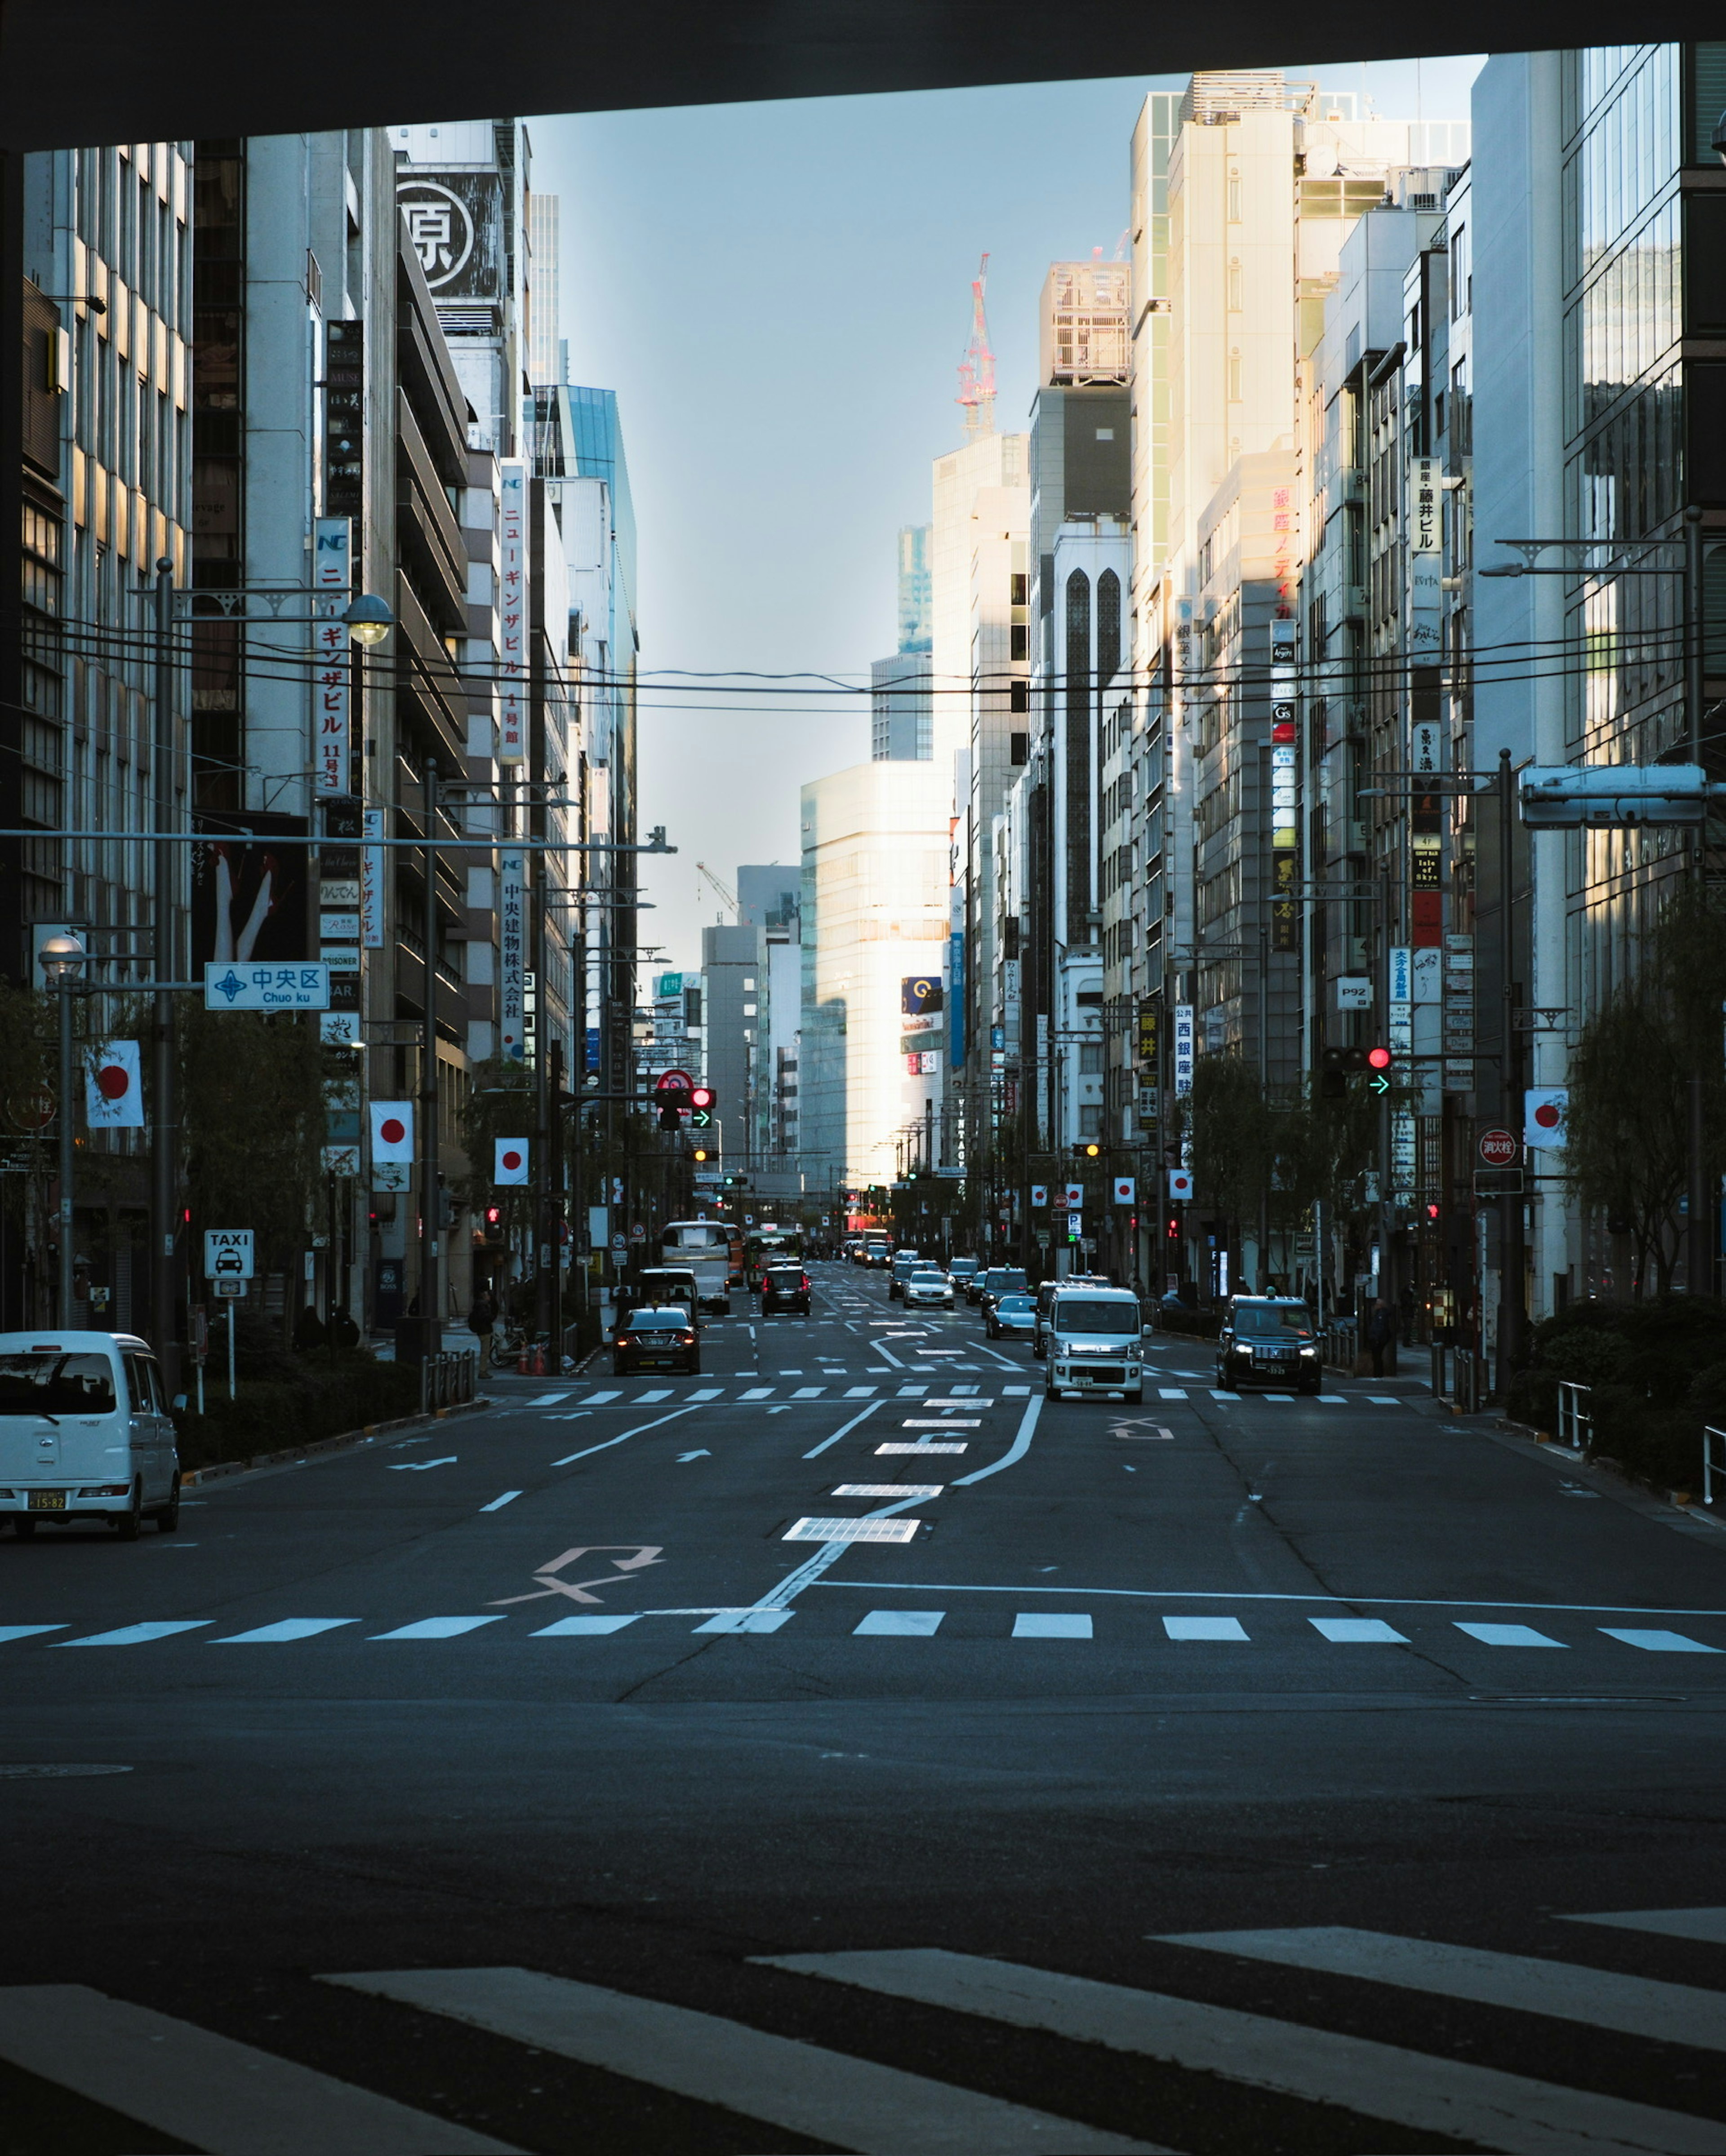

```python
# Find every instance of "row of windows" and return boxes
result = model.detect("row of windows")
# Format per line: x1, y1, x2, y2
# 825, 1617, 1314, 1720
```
1564, 45, 1680, 269
1568, 202, 1681, 427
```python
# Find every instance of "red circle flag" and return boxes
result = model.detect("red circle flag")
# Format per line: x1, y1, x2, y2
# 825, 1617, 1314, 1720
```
501, 1149, 522, 1171
96, 1064, 130, 1101
1534, 1101, 1561, 1129
379, 1117, 406, 1146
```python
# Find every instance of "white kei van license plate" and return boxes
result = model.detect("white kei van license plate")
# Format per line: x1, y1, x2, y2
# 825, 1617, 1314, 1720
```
27, 1489, 66, 1511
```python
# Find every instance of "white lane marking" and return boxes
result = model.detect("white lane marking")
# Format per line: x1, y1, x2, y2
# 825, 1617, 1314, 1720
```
480, 1491, 522, 1513
1013, 1614, 1091, 1639
872, 1342, 904, 1367
1456, 1622, 1568, 1648
1156, 1926, 1726, 2055
1564, 1908, 1726, 1945
58, 1622, 211, 1648
784, 1518, 921, 1544
1163, 1616, 1250, 1642
895, 1383, 929, 1396
552, 1404, 703, 1467
791, 1387, 826, 1399
1317, 1394, 1348, 1403
584, 1389, 621, 1403
634, 1389, 674, 1402
1309, 1617, 1407, 1644
0, 1984, 516, 2155
0, 1626, 65, 1644
760, 1948, 1720, 2156
531, 1615, 638, 1637
739, 1388, 774, 1401
387, 1456, 458, 1472
834, 1484, 943, 1499
321, 1966, 1153, 2154
1004, 1384, 1030, 1396
676, 1449, 711, 1463
526, 1393, 572, 1406
694, 1608, 795, 1633
369, 1617, 507, 1641
1366, 1395, 1401, 1404
976, 1343, 1024, 1367
1263, 1394, 1295, 1403
902, 1418, 979, 1429
843, 1385, 877, 1398
953, 1394, 1043, 1486
925, 1397, 991, 1407
1209, 1390, 1236, 1401
213, 1619, 358, 1644
1601, 1628, 1722, 1653
877, 1441, 967, 1454
807, 1581, 1726, 1621
855, 1610, 945, 1636
803, 1400, 885, 1460
1157, 1389, 1188, 1400
686, 1388, 723, 1401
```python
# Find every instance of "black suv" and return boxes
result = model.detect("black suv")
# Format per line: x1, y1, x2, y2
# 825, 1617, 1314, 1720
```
761, 1264, 810, 1316
1214, 1296, 1321, 1394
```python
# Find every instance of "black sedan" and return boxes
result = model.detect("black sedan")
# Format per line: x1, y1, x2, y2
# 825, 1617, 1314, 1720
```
986, 1291, 1036, 1340
613, 1306, 701, 1377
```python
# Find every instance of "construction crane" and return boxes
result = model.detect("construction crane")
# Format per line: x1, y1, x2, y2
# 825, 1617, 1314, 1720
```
695, 861, 738, 921
956, 252, 996, 439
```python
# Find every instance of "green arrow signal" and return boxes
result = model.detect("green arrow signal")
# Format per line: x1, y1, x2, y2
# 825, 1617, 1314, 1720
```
1369, 1074, 1391, 1096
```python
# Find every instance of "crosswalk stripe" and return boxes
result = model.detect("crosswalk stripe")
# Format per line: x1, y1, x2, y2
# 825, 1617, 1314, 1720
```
1309, 1617, 1406, 1644
0, 1983, 516, 2154
739, 1387, 774, 1400
214, 1619, 358, 1644
58, 1622, 210, 1648
585, 1389, 620, 1403
693, 1609, 794, 1633
634, 1388, 674, 1402
321, 1965, 1155, 2154
1163, 1615, 1249, 1641
1152, 1926, 1726, 2054
1456, 1622, 1568, 1648
845, 1385, 877, 1396
369, 1617, 506, 1641
0, 1625, 64, 1644
686, 1387, 722, 1400
855, 1610, 945, 1636
531, 1615, 638, 1637
1600, 1628, 1722, 1653
1157, 1388, 1187, 1399
1565, 1908, 1726, 1946
759, 1948, 1725, 2155
1013, 1614, 1092, 1639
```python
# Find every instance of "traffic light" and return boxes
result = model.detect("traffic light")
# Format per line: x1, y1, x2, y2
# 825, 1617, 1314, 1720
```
1074, 1140, 1101, 1159
1166, 1215, 1180, 1240
1424, 1200, 1441, 1224
692, 1146, 710, 1163
1366, 1045, 1394, 1095
658, 1099, 684, 1131
1320, 1045, 1370, 1098
690, 1084, 716, 1130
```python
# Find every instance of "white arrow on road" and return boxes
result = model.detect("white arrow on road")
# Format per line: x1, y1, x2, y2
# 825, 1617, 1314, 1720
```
387, 1456, 458, 1472
677, 1449, 712, 1462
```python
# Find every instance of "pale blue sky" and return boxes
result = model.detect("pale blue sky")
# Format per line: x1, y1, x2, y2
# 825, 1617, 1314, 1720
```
529, 56, 1482, 969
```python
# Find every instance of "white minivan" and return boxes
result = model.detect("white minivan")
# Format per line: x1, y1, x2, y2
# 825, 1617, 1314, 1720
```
0, 1331, 181, 1539
1043, 1286, 1145, 1403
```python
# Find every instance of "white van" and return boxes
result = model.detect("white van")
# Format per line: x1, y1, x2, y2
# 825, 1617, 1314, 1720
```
1043, 1286, 1145, 1403
0, 1331, 181, 1539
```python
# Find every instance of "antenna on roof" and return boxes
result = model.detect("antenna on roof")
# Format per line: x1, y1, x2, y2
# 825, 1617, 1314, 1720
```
956, 253, 996, 439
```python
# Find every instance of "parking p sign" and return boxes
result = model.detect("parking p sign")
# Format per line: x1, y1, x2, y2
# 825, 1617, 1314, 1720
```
204, 1228, 254, 1282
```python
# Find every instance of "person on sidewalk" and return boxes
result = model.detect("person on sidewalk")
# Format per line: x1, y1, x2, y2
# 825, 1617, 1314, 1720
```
468, 1284, 498, 1375
1366, 1297, 1395, 1378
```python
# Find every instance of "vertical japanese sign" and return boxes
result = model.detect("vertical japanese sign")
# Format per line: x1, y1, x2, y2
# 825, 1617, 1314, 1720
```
312, 516, 351, 798
360, 807, 385, 948
498, 460, 528, 763
1408, 454, 1442, 652
500, 850, 525, 1060
1269, 621, 1298, 953
1173, 1004, 1195, 1097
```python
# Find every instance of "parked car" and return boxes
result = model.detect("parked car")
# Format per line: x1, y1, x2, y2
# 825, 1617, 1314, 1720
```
987, 1292, 1036, 1340
903, 1265, 954, 1310
761, 1264, 811, 1316
0, 1331, 180, 1539
887, 1250, 924, 1302
977, 1266, 1029, 1317
1214, 1296, 1321, 1394
1042, 1286, 1144, 1403
612, 1306, 701, 1377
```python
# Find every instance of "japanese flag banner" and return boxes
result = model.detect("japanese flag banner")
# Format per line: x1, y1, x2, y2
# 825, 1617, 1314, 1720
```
1524, 1087, 1568, 1151
85, 1040, 143, 1129
369, 1100, 414, 1164
494, 1139, 529, 1185
1112, 1176, 1136, 1206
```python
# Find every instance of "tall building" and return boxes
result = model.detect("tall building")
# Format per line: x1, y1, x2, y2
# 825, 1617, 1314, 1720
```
525, 190, 560, 386
869, 524, 936, 760
897, 523, 933, 650
738, 865, 803, 1178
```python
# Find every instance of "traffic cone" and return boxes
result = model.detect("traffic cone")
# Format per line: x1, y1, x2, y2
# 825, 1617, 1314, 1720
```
531, 1340, 546, 1376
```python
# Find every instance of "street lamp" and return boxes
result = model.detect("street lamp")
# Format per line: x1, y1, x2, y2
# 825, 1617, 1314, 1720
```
342, 592, 394, 647
40, 932, 88, 1322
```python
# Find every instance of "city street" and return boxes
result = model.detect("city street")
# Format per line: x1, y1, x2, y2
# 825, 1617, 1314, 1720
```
1, 1263, 1724, 2152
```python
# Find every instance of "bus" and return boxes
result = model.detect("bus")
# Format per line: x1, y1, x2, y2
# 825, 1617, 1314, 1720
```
658, 1220, 732, 1314
743, 1226, 805, 1291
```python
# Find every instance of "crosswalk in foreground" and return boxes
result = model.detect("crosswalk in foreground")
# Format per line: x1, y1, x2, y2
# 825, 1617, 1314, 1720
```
0, 1905, 1720, 2154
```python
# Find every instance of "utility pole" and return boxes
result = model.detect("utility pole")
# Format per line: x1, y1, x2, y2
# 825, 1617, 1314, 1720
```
420, 757, 440, 1353
1496, 746, 1525, 1383
152, 557, 180, 1398
1684, 505, 1711, 1301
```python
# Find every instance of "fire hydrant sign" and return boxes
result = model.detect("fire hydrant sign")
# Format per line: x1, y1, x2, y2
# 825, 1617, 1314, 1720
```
204, 1229, 254, 1282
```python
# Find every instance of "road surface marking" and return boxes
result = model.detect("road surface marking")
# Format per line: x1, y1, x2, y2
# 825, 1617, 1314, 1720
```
1163, 1616, 1250, 1642
802, 1581, 1726, 1619
1317, 1394, 1349, 1403
369, 1616, 507, 1641
321, 1965, 1153, 2154
387, 1455, 458, 1471
758, 1948, 1720, 2156
1157, 1388, 1188, 1400
634, 1388, 674, 1402
855, 1610, 945, 1636
953, 1395, 1043, 1486
583, 1389, 620, 1403
1209, 1389, 1235, 1401
877, 1441, 967, 1454
490, 1544, 663, 1611
1600, 1628, 1722, 1653
0, 1626, 65, 1644
694, 1609, 795, 1633
1013, 1614, 1092, 1639
1309, 1617, 1407, 1644
834, 1484, 943, 1498
902, 1418, 979, 1428
1367, 1395, 1401, 1404
925, 1397, 991, 1407
1564, 1908, 1726, 1945
872, 1343, 904, 1367
214, 1619, 358, 1644
686, 1388, 723, 1400
784, 1518, 921, 1544
1004, 1385, 1030, 1396
1153, 1926, 1726, 2054
0, 1984, 516, 2155
1456, 1622, 1568, 1648
480, 1491, 522, 1513
676, 1449, 711, 1462
58, 1622, 210, 1647
803, 1400, 885, 1460
526, 1393, 571, 1406
739, 1387, 774, 1401
792, 1387, 826, 1398
531, 1615, 639, 1637
552, 1404, 703, 1467
843, 1385, 878, 1397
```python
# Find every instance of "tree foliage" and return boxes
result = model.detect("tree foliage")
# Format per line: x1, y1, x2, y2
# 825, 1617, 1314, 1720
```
455, 1055, 536, 1229
178, 1006, 325, 1275
1190, 1054, 1277, 1230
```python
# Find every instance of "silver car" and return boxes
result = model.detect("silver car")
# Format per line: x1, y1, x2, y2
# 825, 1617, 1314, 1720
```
903, 1267, 954, 1310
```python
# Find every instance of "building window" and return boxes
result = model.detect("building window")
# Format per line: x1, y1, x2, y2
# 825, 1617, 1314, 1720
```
1010, 731, 1028, 765
1079, 1041, 1103, 1075
1010, 679, 1029, 712
1010, 571, 1027, 604
1227, 177, 1243, 222
1010, 623, 1028, 661
1079, 1105, 1103, 1137
1097, 568, 1121, 686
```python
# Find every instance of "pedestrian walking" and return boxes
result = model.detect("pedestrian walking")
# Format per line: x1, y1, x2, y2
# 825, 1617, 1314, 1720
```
468, 1283, 498, 1375
1366, 1297, 1394, 1378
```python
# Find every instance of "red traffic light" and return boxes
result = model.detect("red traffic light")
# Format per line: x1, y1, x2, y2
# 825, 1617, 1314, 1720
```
1366, 1046, 1393, 1070
689, 1085, 715, 1110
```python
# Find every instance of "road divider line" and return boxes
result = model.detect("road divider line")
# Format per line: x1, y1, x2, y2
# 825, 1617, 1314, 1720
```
552, 1405, 703, 1467
802, 1399, 883, 1460
480, 1491, 522, 1513
57, 1622, 210, 1648
953, 1395, 1042, 1486
213, 1619, 359, 1644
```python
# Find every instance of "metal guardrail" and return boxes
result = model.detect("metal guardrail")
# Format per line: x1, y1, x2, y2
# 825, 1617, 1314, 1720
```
1704, 1425, 1726, 1508
420, 1350, 477, 1416
1431, 1342, 1490, 1414
1557, 1379, 1592, 1453
1320, 1318, 1357, 1373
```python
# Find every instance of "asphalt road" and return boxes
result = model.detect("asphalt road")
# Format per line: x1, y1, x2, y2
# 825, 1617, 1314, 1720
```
3, 1262, 1725, 2155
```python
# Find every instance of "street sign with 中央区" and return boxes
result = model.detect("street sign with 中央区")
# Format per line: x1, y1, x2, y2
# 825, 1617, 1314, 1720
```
204, 962, 330, 1012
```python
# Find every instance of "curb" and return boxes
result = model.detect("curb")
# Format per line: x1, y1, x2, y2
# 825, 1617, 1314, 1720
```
1487, 1413, 1726, 1539
181, 1394, 492, 1488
